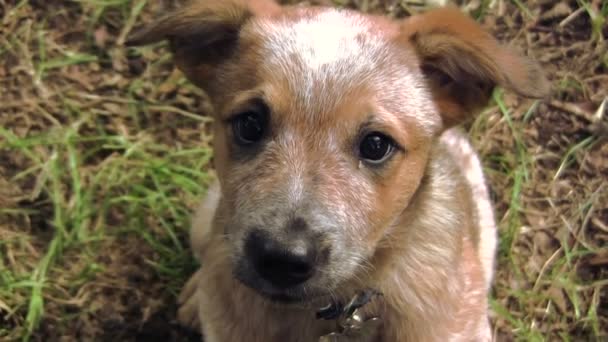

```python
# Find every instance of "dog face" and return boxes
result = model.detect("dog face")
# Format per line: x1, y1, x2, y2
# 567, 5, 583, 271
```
207, 9, 441, 301
128, 0, 548, 302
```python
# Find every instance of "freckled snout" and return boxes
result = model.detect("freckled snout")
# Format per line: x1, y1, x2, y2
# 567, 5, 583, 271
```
245, 229, 317, 289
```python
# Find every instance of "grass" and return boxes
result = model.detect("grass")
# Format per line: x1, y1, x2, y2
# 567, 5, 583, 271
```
1, 0, 606, 341
469, 86, 606, 339
474, 91, 542, 340
0, 119, 212, 339
492, 89, 533, 258
1, 4, 214, 338
577, 0, 606, 42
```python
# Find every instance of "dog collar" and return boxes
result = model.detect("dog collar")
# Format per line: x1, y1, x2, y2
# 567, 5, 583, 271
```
316, 289, 383, 341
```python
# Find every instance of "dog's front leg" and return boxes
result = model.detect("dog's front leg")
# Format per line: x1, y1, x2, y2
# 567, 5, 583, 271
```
177, 180, 221, 333
177, 268, 203, 330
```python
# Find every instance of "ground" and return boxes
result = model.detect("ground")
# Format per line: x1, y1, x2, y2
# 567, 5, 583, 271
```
0, 0, 606, 341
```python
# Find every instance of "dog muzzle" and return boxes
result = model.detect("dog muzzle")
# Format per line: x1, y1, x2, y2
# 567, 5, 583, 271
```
316, 289, 383, 342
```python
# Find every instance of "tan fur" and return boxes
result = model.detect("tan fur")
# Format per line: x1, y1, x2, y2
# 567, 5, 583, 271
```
128, 1, 548, 341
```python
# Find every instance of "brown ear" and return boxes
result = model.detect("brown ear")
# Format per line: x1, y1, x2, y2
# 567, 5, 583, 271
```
399, 7, 550, 128
126, 0, 280, 91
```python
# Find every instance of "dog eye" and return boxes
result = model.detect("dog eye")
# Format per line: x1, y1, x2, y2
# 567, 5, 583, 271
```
359, 132, 394, 164
232, 110, 266, 146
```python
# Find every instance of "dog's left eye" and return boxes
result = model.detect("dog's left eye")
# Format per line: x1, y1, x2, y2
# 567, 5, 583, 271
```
232, 110, 267, 146
359, 133, 395, 164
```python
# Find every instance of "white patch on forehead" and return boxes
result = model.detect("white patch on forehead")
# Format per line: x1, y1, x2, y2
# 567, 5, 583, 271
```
250, 9, 440, 134
254, 10, 386, 105
265, 11, 369, 69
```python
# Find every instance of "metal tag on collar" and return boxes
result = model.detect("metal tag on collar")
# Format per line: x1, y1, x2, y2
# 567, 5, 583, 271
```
317, 289, 383, 342
319, 317, 382, 342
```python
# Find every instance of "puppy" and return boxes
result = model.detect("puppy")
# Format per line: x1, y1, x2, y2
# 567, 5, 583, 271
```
128, 1, 548, 341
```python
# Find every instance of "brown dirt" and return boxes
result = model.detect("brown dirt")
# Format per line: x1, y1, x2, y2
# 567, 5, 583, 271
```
33, 238, 201, 342
0, 0, 606, 341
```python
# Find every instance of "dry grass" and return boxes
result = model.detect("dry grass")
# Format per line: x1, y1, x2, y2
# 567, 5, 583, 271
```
0, 0, 606, 341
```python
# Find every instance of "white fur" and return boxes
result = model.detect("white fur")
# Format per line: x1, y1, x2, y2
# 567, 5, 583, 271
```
440, 128, 497, 288
253, 9, 441, 134
190, 180, 221, 260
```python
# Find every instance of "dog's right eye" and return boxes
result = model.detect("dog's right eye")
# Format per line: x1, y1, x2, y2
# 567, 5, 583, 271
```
231, 110, 267, 146
359, 132, 395, 164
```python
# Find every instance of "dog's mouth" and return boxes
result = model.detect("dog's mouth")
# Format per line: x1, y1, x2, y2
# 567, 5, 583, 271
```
235, 273, 325, 304
233, 263, 332, 306
260, 289, 313, 303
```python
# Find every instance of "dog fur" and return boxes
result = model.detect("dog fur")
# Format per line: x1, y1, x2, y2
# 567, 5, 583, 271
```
127, 1, 549, 341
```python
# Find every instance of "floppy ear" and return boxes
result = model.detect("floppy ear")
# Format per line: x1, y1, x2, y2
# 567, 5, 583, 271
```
399, 7, 550, 128
126, 0, 280, 93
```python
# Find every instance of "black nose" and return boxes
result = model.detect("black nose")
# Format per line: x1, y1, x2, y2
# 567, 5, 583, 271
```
245, 230, 316, 289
